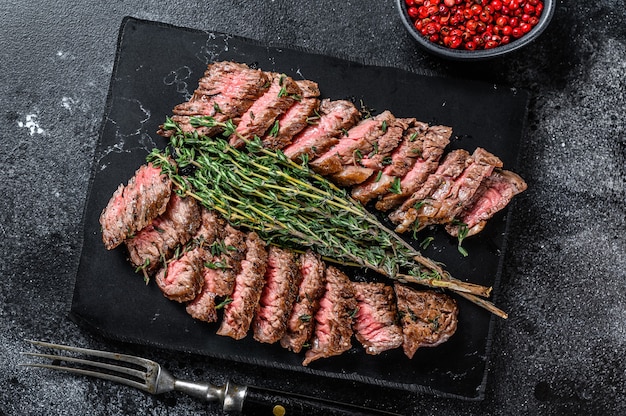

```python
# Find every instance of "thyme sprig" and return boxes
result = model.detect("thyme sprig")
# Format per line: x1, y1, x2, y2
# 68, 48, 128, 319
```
148, 116, 505, 318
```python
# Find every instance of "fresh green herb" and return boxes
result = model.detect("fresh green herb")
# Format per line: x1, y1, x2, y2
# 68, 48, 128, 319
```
269, 120, 280, 137
215, 297, 233, 309
299, 314, 312, 322
381, 156, 392, 166
368, 142, 379, 158
381, 120, 388, 133
409, 131, 418, 142
389, 177, 402, 194
213, 102, 222, 114
420, 236, 434, 250
375, 171, 383, 182
456, 222, 469, 257
353, 149, 363, 164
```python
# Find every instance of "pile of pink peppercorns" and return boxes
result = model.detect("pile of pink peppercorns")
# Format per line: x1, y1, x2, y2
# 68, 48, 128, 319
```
405, 0, 545, 50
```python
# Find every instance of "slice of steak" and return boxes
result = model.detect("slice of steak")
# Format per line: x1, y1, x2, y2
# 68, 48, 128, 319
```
352, 282, 403, 355
309, 111, 396, 176
253, 246, 301, 344
445, 168, 527, 237
158, 61, 269, 137
388, 149, 471, 234
100, 163, 172, 250
155, 248, 204, 303
229, 73, 302, 148
373, 125, 452, 211
282, 99, 361, 162
217, 232, 268, 340
207, 224, 248, 296
281, 250, 327, 353
358, 118, 412, 171
329, 166, 375, 187
302, 266, 357, 366
186, 224, 248, 322
185, 262, 220, 323
125, 194, 202, 273
262, 80, 320, 150
420, 147, 503, 227
394, 283, 458, 359
193, 208, 226, 246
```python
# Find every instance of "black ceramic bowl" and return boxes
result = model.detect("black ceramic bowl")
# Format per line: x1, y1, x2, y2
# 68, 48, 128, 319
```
396, 0, 555, 61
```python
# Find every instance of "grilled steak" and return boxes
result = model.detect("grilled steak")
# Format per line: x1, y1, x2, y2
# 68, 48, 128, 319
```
302, 266, 357, 366
309, 111, 396, 176
358, 118, 412, 171
418, 147, 503, 228
253, 246, 301, 344
445, 168, 528, 237
193, 208, 226, 246
373, 125, 452, 211
229, 72, 302, 148
394, 284, 458, 359
155, 248, 204, 303
208, 224, 248, 296
217, 232, 268, 340
282, 99, 361, 162
262, 80, 320, 150
186, 221, 247, 322
329, 166, 375, 187
159, 61, 269, 138
389, 149, 470, 233
100, 163, 172, 250
281, 250, 327, 353
352, 282, 403, 355
125, 194, 202, 273
185, 263, 220, 322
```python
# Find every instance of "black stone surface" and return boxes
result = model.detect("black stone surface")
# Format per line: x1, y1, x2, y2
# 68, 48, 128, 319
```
1, 1, 625, 415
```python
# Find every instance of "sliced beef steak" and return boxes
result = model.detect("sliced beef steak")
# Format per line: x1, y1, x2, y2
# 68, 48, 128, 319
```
282, 99, 361, 162
445, 168, 527, 237
309, 111, 396, 176
302, 266, 357, 366
159, 62, 269, 138
281, 250, 327, 353
352, 282, 403, 355
217, 232, 268, 340
262, 80, 320, 150
100, 163, 172, 250
389, 149, 471, 233
417, 147, 503, 228
329, 166, 375, 187
373, 125, 452, 211
155, 248, 204, 303
253, 246, 301, 344
358, 118, 412, 171
193, 208, 226, 246
229, 73, 302, 147
186, 222, 247, 323
125, 194, 201, 273
394, 284, 458, 359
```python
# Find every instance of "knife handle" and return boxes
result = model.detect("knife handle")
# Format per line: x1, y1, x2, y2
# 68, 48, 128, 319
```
238, 385, 380, 416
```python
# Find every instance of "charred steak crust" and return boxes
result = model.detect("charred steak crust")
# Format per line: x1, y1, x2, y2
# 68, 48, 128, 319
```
394, 283, 458, 359
253, 246, 301, 344
280, 250, 327, 353
216, 232, 268, 340
125, 193, 202, 273
302, 266, 358, 366
100, 163, 172, 250
159, 61, 269, 138
352, 282, 403, 355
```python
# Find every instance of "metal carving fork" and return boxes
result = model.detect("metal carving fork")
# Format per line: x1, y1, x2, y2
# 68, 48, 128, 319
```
22, 340, 399, 416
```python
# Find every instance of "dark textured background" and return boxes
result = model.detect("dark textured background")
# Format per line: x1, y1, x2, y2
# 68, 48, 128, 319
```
1, 1, 625, 415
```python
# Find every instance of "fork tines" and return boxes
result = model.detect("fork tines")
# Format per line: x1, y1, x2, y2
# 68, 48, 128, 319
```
21, 340, 156, 392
